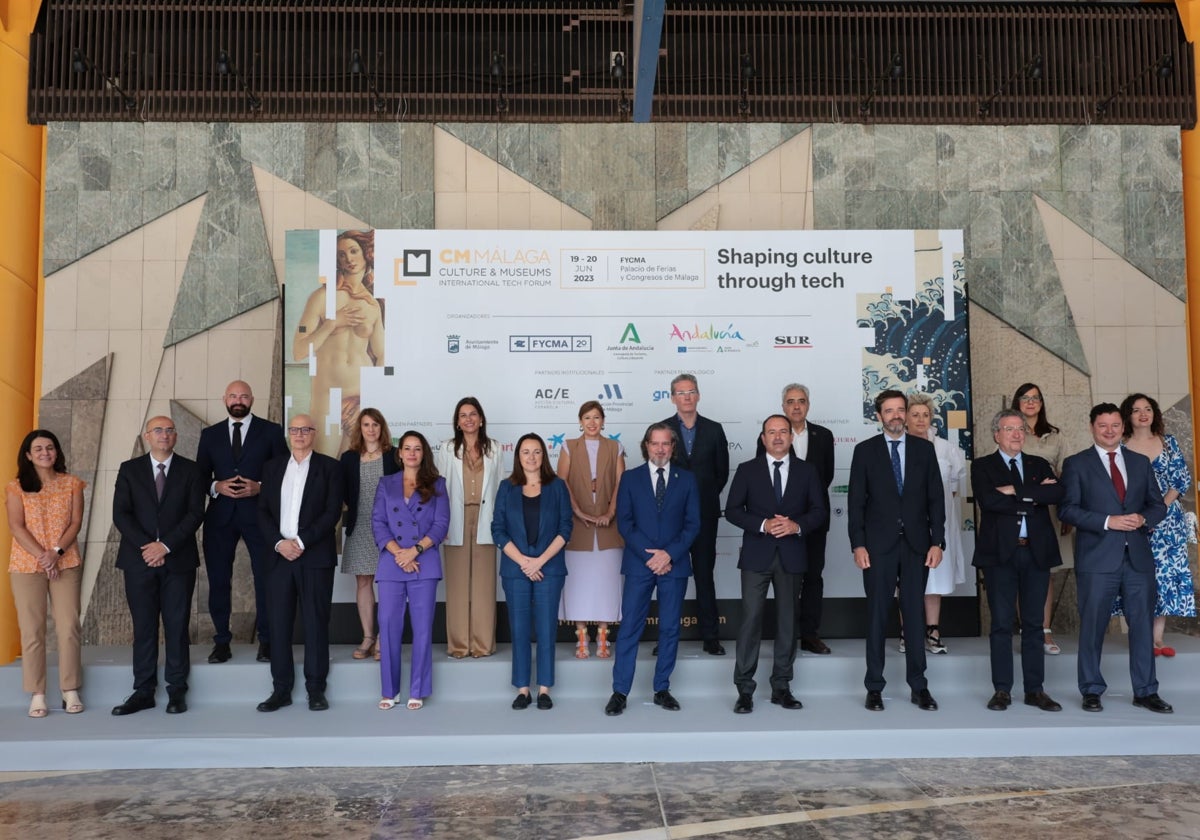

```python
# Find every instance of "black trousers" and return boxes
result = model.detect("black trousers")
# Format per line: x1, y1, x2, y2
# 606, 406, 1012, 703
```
734, 552, 799, 695
862, 542, 928, 692
983, 546, 1050, 693
266, 562, 334, 695
689, 515, 721, 642
124, 565, 196, 695
796, 528, 828, 638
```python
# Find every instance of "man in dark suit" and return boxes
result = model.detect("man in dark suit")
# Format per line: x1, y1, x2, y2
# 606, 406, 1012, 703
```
662, 373, 729, 655
725, 415, 828, 714
847, 389, 945, 712
1058, 402, 1170, 714
255, 414, 343, 712
605, 423, 701, 716
111, 415, 206, 716
195, 380, 288, 664
972, 409, 1065, 713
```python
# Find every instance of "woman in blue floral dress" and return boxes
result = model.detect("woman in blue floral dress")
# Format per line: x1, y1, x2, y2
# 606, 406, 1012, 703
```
1115, 393, 1196, 656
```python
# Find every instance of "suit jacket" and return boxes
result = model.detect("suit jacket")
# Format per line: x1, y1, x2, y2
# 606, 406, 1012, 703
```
755, 420, 835, 530
196, 414, 289, 528
847, 433, 946, 556
971, 450, 1064, 570
615, 463, 701, 579
113, 454, 206, 574
491, 478, 573, 579
371, 475, 450, 582
340, 449, 401, 535
662, 413, 729, 518
725, 453, 828, 573
1058, 445, 1166, 574
257, 451, 344, 570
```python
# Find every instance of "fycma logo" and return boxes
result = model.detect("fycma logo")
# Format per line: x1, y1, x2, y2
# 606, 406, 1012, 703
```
510, 335, 592, 352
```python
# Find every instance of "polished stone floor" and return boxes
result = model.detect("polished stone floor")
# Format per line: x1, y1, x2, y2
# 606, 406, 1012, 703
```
1, 756, 1197, 839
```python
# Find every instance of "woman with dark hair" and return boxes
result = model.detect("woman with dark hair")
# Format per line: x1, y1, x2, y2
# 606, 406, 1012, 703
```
435, 397, 503, 658
492, 433, 573, 709
292, 229, 385, 456
557, 400, 625, 659
1011, 382, 1070, 655
1115, 393, 1196, 655
371, 431, 448, 710
339, 407, 399, 661
5, 430, 85, 717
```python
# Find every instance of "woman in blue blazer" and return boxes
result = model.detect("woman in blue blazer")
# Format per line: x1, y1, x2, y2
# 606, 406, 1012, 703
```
371, 431, 449, 710
492, 433, 573, 709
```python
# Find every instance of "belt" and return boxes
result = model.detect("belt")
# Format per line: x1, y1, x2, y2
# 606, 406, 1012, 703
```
1017, 537, 1030, 547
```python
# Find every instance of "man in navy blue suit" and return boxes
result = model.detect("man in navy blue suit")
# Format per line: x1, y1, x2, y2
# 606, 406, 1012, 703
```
1059, 402, 1170, 714
726, 415, 828, 714
195, 380, 288, 664
604, 423, 701, 716
847, 389, 945, 712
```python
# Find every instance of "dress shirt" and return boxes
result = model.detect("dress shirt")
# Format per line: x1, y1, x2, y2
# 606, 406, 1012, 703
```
884, 432, 905, 483
279, 452, 312, 547
150, 453, 175, 551
226, 414, 254, 443
791, 425, 809, 461
648, 462, 670, 490
1000, 448, 1027, 539
759, 453, 793, 534
1093, 444, 1128, 531
677, 416, 697, 457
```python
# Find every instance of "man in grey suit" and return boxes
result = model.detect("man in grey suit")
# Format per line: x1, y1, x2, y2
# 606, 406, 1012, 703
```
1058, 402, 1170, 713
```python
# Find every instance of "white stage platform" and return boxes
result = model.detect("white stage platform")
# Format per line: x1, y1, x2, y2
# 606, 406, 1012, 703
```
2, 634, 1198, 770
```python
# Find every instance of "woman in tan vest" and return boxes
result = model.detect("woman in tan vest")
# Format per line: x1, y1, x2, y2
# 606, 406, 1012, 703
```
557, 401, 625, 658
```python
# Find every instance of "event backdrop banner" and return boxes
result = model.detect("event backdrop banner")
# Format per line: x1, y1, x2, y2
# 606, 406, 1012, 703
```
284, 228, 973, 609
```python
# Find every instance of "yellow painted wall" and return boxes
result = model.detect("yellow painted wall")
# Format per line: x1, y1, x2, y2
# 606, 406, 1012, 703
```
0, 0, 45, 663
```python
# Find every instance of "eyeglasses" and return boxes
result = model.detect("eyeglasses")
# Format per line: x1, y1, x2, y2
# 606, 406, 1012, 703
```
672, 389, 698, 398
998, 426, 1026, 434
1018, 395, 1042, 404
148, 427, 177, 436
287, 427, 316, 435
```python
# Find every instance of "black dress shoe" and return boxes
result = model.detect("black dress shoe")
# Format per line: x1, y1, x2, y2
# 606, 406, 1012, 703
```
308, 691, 329, 711
256, 691, 292, 712
1081, 693, 1103, 712
165, 692, 188, 714
1133, 693, 1174, 714
111, 693, 155, 716
911, 688, 938, 711
536, 692, 553, 710
207, 643, 232, 664
1024, 691, 1062, 712
987, 690, 1011, 711
733, 693, 753, 714
654, 690, 681, 711
512, 692, 532, 710
770, 689, 803, 710
800, 636, 831, 655
865, 690, 884, 711
605, 692, 627, 716
256, 642, 271, 663
703, 639, 726, 656
652, 645, 658, 656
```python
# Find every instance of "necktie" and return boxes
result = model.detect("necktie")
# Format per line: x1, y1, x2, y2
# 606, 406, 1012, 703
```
889, 440, 903, 493
655, 467, 666, 511
155, 463, 166, 501
1108, 451, 1126, 503
232, 421, 243, 462
1010, 458, 1026, 539
773, 460, 784, 504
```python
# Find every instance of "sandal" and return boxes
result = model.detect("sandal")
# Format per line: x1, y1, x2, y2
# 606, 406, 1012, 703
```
374, 640, 381, 661
1043, 629, 1061, 656
28, 694, 47, 719
406, 698, 423, 710
352, 635, 377, 660
596, 625, 612, 659
378, 696, 397, 710
925, 625, 948, 655
62, 689, 85, 714
575, 627, 590, 659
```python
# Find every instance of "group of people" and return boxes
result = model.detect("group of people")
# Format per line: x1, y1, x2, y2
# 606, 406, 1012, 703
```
5, 374, 1194, 719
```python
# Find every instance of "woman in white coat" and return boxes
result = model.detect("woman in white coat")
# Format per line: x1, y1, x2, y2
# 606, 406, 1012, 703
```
436, 397, 503, 658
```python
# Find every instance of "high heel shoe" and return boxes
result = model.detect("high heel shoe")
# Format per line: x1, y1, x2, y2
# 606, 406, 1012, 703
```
574, 626, 590, 659
925, 625, 948, 655
28, 694, 47, 718
596, 625, 611, 659
62, 690, 84, 714
352, 635, 376, 660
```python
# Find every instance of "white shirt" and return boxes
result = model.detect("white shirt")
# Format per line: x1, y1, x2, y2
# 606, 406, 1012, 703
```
648, 462, 671, 491
884, 432, 906, 484
1093, 444, 1128, 532
764, 451, 790, 489
150, 453, 174, 480
227, 414, 254, 443
279, 452, 312, 545
791, 425, 809, 461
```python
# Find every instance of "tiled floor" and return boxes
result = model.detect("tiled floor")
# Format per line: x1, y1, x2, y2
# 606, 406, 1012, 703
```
1, 756, 1196, 839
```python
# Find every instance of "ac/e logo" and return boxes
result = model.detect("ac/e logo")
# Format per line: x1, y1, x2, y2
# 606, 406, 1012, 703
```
535, 388, 570, 400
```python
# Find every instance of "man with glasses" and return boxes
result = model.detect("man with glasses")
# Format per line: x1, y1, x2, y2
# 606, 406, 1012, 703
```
661, 373, 730, 655
971, 409, 1065, 713
255, 415, 343, 712
195, 380, 288, 664
111, 417, 206, 715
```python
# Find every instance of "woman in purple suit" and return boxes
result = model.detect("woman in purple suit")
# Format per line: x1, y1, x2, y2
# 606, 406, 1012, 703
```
371, 431, 449, 710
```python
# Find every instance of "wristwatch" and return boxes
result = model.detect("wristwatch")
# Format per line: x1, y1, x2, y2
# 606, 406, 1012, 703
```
414, 543, 426, 555
53, 546, 64, 556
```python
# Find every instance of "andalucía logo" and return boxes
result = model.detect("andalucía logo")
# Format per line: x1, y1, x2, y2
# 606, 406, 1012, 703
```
668, 323, 746, 342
